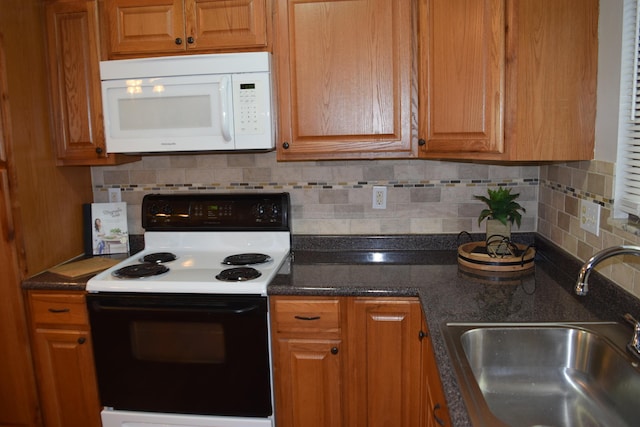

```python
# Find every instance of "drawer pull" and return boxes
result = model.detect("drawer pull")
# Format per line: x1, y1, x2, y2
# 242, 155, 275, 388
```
294, 315, 321, 321
434, 403, 446, 426
48, 308, 71, 313
331, 347, 338, 355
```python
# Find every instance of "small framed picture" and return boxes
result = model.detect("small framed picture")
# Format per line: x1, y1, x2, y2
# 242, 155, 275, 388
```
89, 202, 129, 255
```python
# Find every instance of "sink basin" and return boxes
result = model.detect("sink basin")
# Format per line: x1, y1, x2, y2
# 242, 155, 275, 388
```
442, 322, 640, 427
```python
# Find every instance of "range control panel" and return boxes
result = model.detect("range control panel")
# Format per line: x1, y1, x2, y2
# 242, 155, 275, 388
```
142, 193, 290, 231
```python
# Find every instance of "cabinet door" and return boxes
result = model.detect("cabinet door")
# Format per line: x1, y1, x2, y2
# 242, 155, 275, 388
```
422, 322, 450, 427
418, 0, 505, 158
347, 298, 424, 427
276, 0, 416, 160
184, 0, 268, 50
104, 0, 186, 55
271, 296, 344, 427
504, 0, 597, 160
273, 338, 344, 427
45, 0, 138, 165
31, 328, 102, 427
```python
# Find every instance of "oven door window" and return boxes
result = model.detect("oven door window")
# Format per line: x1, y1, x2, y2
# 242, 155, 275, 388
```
87, 293, 271, 417
130, 321, 225, 363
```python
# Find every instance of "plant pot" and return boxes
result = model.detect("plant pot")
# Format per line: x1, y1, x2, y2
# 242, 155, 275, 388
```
485, 219, 512, 255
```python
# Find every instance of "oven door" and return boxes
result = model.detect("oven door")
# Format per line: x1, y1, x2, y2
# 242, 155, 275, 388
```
86, 293, 272, 417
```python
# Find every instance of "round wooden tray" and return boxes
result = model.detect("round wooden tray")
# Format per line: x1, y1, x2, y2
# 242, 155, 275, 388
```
457, 241, 535, 272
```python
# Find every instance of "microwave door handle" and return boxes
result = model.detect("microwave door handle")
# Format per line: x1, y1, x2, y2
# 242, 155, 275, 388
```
219, 76, 232, 142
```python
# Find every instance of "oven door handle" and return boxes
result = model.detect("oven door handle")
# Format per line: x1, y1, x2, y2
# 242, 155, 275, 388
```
89, 301, 262, 315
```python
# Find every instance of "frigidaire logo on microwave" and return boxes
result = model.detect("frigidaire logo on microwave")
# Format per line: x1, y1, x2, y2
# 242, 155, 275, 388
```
99, 52, 274, 155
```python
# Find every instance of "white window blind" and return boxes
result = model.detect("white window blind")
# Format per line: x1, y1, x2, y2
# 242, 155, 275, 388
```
618, 0, 640, 215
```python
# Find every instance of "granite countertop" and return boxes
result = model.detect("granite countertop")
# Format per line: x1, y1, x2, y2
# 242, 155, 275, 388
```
268, 235, 640, 427
21, 233, 640, 426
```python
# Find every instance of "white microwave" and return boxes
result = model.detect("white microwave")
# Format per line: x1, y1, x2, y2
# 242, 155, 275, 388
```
99, 52, 274, 154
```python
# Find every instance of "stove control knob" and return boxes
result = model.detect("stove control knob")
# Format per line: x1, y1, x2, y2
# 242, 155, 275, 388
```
161, 204, 172, 216
271, 204, 279, 218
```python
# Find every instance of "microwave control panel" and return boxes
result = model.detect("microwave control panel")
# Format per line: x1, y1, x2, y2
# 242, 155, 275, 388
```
232, 73, 271, 140
235, 82, 262, 135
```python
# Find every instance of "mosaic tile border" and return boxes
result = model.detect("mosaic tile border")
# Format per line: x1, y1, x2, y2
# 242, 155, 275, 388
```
94, 178, 540, 193
540, 179, 613, 209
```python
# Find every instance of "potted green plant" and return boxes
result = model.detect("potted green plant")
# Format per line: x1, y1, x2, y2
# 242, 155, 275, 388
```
474, 187, 526, 245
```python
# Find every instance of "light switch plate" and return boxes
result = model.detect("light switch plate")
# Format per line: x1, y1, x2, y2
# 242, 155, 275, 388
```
580, 200, 600, 236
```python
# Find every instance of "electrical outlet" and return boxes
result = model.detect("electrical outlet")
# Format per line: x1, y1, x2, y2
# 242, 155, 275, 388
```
580, 200, 600, 236
372, 186, 387, 209
108, 188, 122, 203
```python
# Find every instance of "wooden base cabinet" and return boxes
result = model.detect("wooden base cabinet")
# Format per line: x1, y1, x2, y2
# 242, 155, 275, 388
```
422, 318, 451, 427
271, 296, 345, 427
27, 291, 102, 427
347, 298, 424, 427
271, 296, 449, 427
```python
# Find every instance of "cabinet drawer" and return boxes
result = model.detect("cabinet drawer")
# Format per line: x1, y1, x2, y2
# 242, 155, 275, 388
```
29, 292, 88, 327
272, 297, 341, 333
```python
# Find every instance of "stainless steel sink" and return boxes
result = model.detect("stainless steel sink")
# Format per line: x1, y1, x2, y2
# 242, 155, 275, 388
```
442, 322, 640, 427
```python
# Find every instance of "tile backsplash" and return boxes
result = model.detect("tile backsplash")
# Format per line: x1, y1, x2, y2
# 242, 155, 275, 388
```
92, 154, 640, 298
91, 152, 539, 236
538, 161, 640, 297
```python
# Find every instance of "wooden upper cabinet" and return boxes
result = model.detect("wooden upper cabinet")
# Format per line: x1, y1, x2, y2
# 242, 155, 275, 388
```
104, 0, 269, 57
275, 0, 417, 161
185, 0, 268, 50
104, 0, 185, 54
44, 0, 139, 166
419, 0, 597, 161
418, 0, 505, 157
503, 0, 597, 161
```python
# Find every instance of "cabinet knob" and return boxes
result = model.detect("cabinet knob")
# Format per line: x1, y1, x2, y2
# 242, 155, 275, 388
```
418, 139, 426, 146
95, 147, 103, 155
175, 37, 183, 45
77, 337, 86, 345
282, 142, 290, 149
330, 347, 338, 355
187, 36, 195, 44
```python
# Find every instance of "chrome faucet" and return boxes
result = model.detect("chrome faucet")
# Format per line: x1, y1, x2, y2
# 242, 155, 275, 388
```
575, 245, 640, 296
575, 245, 640, 359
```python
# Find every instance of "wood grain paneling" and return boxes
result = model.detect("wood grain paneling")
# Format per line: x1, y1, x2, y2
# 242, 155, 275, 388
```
0, 0, 98, 423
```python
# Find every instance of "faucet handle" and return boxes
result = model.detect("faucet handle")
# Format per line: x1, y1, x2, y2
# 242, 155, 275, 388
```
623, 313, 640, 357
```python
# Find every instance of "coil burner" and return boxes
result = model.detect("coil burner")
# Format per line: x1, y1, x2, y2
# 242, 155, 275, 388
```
141, 252, 178, 264
112, 263, 170, 279
215, 267, 262, 282
222, 253, 272, 266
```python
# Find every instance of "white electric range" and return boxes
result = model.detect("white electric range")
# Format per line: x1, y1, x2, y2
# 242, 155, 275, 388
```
86, 192, 290, 427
